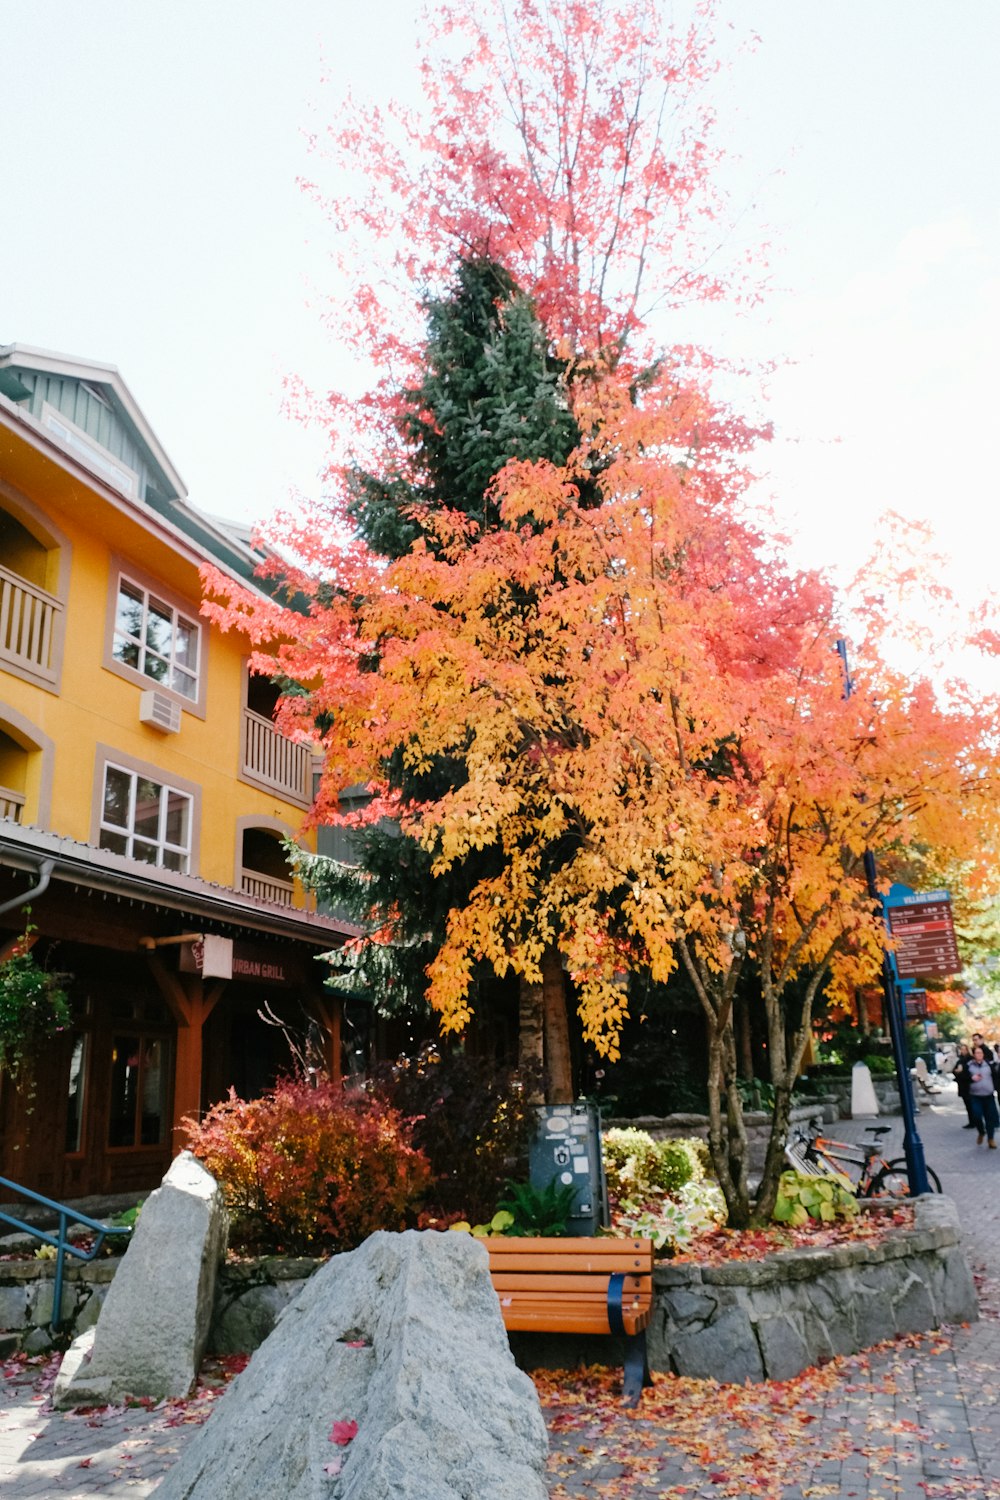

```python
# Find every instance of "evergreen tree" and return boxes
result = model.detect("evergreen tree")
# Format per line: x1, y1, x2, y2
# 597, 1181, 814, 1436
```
346, 256, 579, 558
296, 256, 581, 1084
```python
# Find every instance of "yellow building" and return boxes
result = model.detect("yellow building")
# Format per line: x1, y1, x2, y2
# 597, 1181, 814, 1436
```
0, 344, 349, 1200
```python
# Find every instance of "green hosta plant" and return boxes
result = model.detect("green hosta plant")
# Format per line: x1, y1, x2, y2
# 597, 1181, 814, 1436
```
773, 1169, 859, 1228
0, 925, 71, 1083
615, 1179, 727, 1253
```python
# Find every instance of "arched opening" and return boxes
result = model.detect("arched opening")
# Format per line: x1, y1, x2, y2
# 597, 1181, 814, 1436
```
0, 726, 27, 821
240, 826, 296, 906
0, 507, 53, 591
0, 499, 67, 686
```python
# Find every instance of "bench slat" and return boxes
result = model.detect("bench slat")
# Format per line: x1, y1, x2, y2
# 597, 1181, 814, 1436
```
485, 1236, 649, 1255
500, 1303, 653, 1336
492, 1272, 650, 1295
485, 1248, 652, 1275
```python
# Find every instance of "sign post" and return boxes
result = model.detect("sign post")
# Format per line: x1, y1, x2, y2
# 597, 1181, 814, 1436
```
835, 640, 939, 1196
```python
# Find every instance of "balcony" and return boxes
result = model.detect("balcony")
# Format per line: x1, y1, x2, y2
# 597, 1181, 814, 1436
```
239, 870, 296, 907
240, 708, 313, 807
0, 786, 25, 823
0, 564, 62, 686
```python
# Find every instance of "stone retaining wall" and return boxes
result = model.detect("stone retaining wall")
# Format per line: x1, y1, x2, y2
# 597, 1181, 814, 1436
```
0, 1254, 320, 1356
649, 1195, 974, 1382
1, 1198, 974, 1385
809, 1074, 903, 1118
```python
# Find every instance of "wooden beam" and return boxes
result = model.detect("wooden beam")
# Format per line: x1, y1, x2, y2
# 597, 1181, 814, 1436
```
311, 992, 343, 1084
145, 954, 211, 1154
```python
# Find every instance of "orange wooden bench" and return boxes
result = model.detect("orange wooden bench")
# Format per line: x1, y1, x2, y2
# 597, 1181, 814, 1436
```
484, 1235, 655, 1404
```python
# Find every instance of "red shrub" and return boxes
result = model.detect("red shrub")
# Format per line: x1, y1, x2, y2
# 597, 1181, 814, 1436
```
186, 1077, 431, 1255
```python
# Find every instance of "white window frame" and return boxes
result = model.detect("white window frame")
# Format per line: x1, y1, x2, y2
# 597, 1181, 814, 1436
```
111, 573, 201, 702
98, 761, 193, 872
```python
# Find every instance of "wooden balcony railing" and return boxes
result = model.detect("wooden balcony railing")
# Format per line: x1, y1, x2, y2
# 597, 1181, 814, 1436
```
239, 870, 296, 907
240, 708, 313, 806
0, 564, 61, 685
0, 786, 25, 823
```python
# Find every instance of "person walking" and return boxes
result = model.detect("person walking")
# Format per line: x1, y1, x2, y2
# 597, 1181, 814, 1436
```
967, 1044, 999, 1147
972, 1033, 995, 1062
954, 1043, 977, 1128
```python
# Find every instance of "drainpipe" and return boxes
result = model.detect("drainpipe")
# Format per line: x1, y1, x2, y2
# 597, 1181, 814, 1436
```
0, 856, 54, 918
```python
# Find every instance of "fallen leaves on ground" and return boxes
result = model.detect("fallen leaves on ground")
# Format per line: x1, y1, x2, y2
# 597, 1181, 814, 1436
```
534, 1296, 1000, 1500
671, 1204, 914, 1266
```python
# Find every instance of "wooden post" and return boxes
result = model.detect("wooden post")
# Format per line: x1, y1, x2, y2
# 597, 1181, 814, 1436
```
312, 993, 343, 1084
145, 952, 227, 1154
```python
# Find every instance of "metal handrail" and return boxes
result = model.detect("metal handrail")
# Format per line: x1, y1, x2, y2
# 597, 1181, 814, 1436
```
0, 1174, 133, 1330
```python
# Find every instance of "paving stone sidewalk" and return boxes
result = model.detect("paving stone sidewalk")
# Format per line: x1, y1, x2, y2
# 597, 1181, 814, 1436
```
1, 1083, 997, 1498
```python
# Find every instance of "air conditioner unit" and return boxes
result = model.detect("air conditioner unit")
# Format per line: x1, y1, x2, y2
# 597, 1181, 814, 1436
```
139, 689, 181, 734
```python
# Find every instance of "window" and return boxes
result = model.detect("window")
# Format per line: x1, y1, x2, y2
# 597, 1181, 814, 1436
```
112, 577, 199, 700
99, 763, 192, 871
65, 1036, 87, 1154
108, 1034, 168, 1148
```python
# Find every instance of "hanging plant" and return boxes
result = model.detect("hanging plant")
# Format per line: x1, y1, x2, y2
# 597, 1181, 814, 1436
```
0, 922, 72, 1082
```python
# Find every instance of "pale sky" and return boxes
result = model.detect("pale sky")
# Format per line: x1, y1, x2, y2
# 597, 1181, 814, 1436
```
4, 1, 999, 613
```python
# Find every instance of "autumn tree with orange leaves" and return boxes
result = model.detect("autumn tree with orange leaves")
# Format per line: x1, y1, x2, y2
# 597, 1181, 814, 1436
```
203, 0, 1000, 1223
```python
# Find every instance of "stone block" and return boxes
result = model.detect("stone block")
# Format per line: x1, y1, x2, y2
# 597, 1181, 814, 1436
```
654, 1263, 701, 1289
669, 1303, 764, 1382
0, 1284, 30, 1330
660, 1287, 718, 1328
54, 1152, 227, 1407
209, 1279, 302, 1355
756, 1312, 811, 1381
933, 1246, 977, 1323
852, 1270, 901, 1347
891, 1268, 936, 1336
155, 1230, 548, 1500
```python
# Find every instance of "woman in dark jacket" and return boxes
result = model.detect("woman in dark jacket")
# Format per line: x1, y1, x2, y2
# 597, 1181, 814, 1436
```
953, 1043, 976, 1128
967, 1045, 999, 1146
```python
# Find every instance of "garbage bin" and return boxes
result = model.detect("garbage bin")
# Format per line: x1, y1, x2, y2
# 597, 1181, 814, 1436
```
529, 1102, 608, 1236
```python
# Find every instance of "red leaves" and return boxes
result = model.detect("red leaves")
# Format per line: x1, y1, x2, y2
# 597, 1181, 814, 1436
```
185, 1077, 431, 1256
330, 1418, 359, 1446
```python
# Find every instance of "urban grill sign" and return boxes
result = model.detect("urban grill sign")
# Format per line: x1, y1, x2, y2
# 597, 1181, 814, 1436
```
886, 891, 961, 980
179, 936, 298, 986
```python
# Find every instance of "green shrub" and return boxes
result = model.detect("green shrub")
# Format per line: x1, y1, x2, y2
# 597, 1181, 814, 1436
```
494, 1176, 579, 1236
603, 1127, 663, 1200
672, 1136, 711, 1179
604, 1128, 705, 1201
648, 1140, 701, 1194
0, 926, 71, 1083
186, 1077, 431, 1255
374, 1045, 538, 1223
772, 1169, 859, 1228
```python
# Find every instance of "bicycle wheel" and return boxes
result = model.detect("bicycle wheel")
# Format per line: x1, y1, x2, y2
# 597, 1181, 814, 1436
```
866, 1158, 942, 1198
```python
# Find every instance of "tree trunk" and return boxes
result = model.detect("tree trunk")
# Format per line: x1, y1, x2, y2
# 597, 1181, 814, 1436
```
542, 946, 573, 1104
736, 993, 754, 1082
518, 974, 545, 1105
752, 958, 831, 1223
753, 1081, 793, 1222
678, 938, 751, 1225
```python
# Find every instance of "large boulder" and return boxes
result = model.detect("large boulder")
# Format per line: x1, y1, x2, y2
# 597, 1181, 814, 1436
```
155, 1230, 549, 1500
54, 1151, 227, 1407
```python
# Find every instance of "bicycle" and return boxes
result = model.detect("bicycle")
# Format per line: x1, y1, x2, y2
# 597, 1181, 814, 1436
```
785, 1118, 942, 1198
